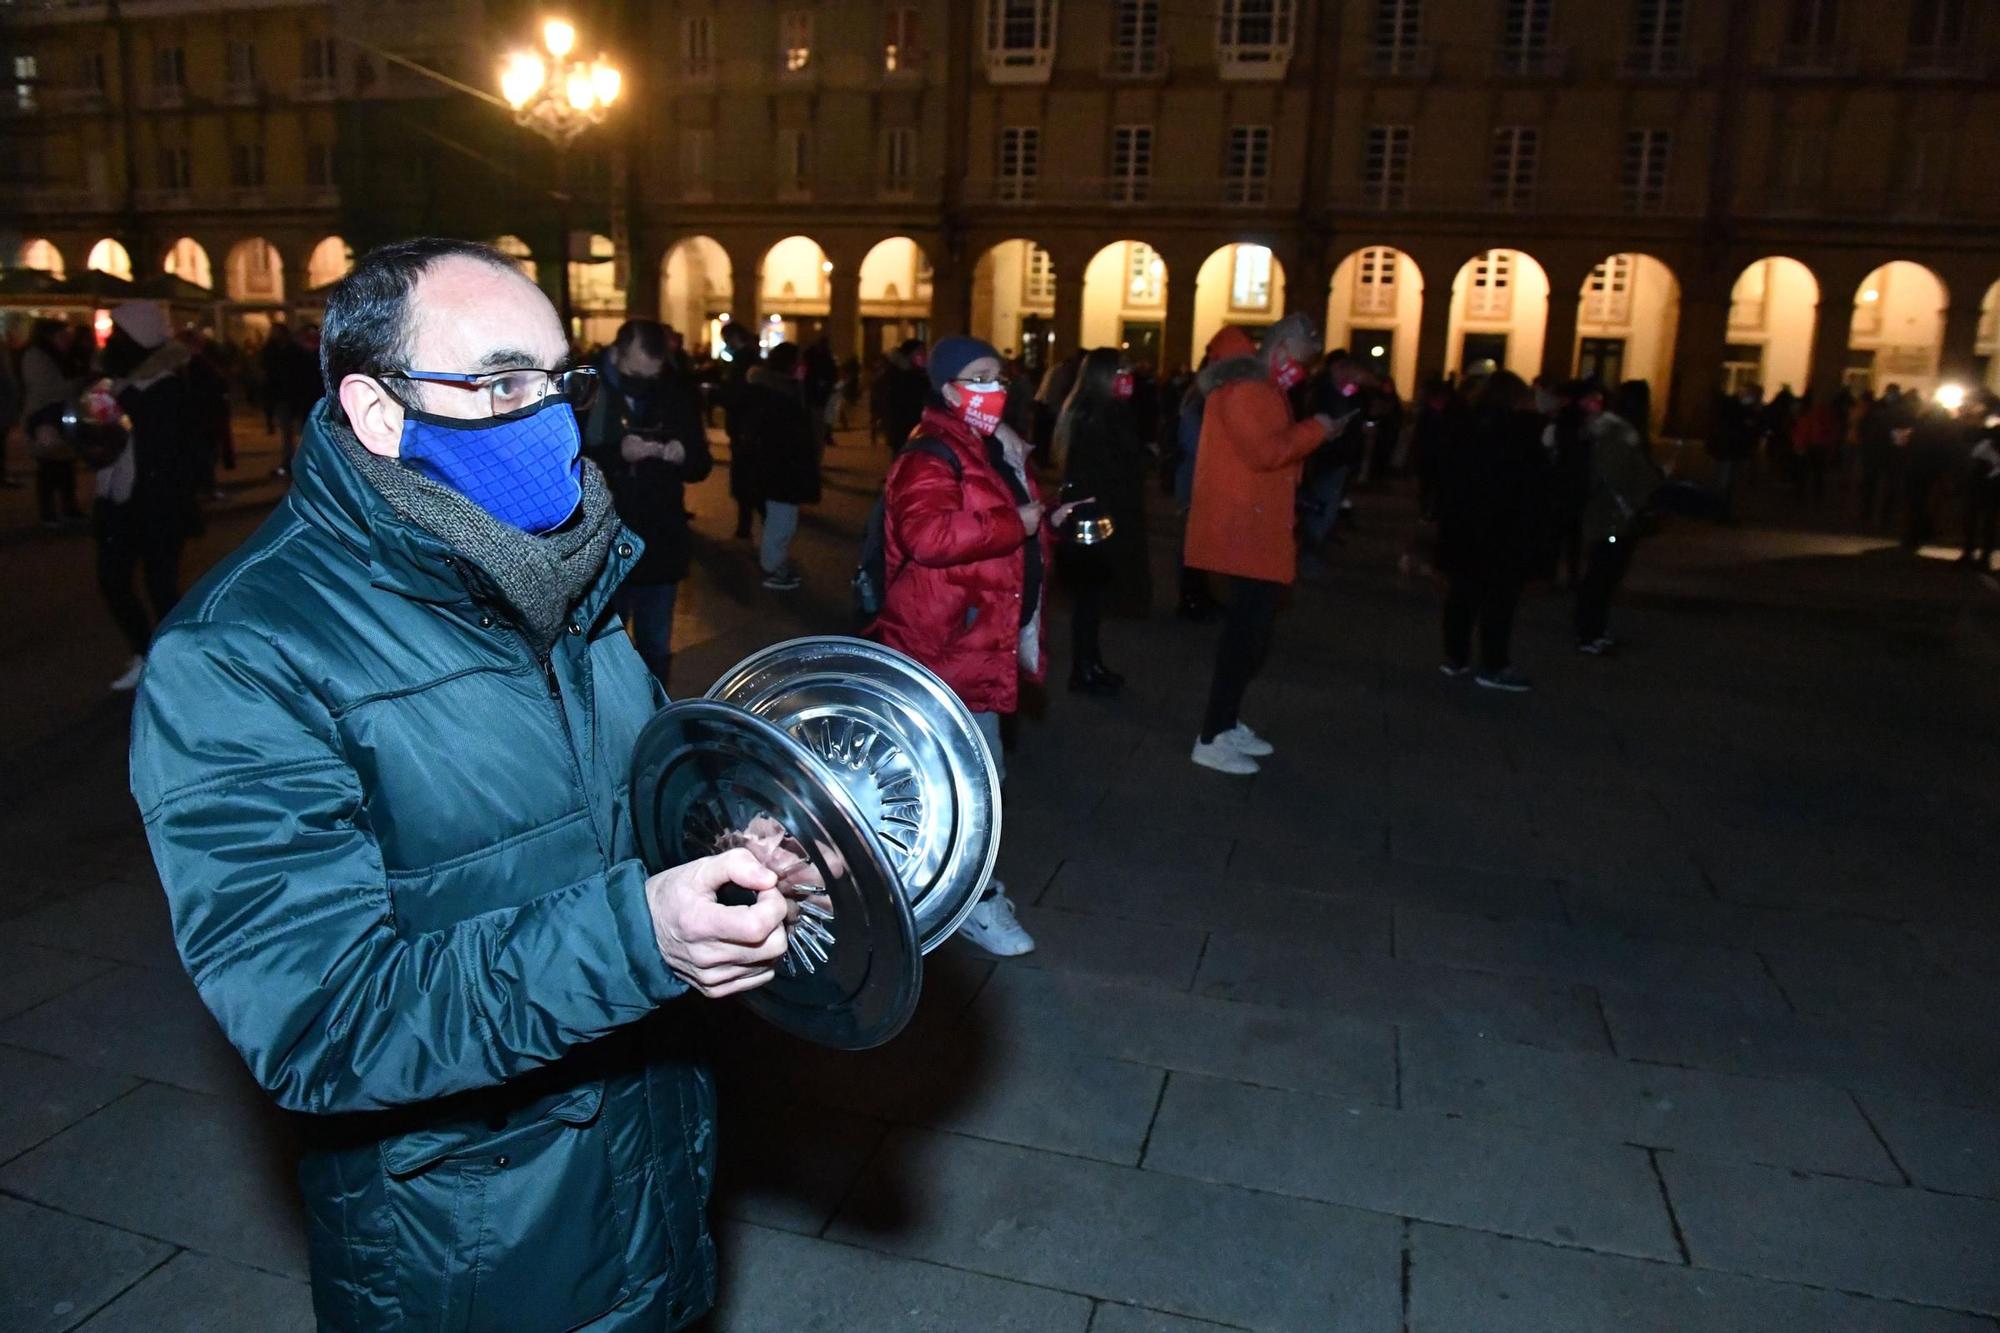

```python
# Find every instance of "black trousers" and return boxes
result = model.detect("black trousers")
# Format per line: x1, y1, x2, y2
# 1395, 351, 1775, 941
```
1200, 576, 1283, 743
1965, 479, 2000, 564
1574, 537, 1633, 645
37, 459, 82, 521
95, 499, 183, 656
1443, 572, 1521, 673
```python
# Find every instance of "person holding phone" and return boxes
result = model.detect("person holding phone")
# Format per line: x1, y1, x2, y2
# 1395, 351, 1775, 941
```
1053, 346, 1145, 694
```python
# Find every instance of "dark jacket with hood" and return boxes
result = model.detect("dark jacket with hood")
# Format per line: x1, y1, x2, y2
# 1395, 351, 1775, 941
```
738, 364, 823, 505
129, 403, 718, 1331
584, 353, 713, 585
1435, 405, 1555, 580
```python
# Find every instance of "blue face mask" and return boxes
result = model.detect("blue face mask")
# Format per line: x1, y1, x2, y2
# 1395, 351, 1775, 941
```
397, 396, 583, 534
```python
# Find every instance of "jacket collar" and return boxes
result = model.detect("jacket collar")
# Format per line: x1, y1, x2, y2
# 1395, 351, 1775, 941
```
287, 402, 639, 628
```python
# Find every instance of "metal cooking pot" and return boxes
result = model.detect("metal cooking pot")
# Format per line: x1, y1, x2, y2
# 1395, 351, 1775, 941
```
60, 379, 130, 469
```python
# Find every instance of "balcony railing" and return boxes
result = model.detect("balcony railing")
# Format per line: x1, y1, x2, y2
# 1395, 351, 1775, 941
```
1492, 44, 1568, 78
982, 45, 1054, 84
1769, 44, 1854, 75
292, 75, 339, 101
1101, 43, 1168, 79
1364, 44, 1436, 78
1327, 181, 1704, 217
13, 184, 117, 212
960, 176, 1290, 209
40, 85, 108, 111
1217, 43, 1293, 80
221, 79, 260, 106
140, 83, 187, 109
1621, 46, 1693, 78
133, 186, 199, 211
1902, 45, 1985, 77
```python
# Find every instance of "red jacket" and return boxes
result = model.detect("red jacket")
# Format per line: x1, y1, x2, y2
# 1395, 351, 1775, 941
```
1185, 327, 1326, 585
871, 407, 1051, 713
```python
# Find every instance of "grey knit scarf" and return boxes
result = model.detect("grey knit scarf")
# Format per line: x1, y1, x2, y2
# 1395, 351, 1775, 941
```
332, 425, 621, 654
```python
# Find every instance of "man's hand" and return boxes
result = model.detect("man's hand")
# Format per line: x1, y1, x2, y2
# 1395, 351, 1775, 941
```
657, 439, 687, 465
1049, 497, 1094, 528
620, 433, 654, 463
1313, 412, 1348, 440
1016, 501, 1046, 534
644, 849, 790, 998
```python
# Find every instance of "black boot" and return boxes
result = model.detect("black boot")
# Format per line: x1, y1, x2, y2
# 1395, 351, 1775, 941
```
1067, 661, 1121, 695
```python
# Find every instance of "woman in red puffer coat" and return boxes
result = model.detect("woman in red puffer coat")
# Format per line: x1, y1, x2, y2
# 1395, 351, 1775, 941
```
870, 336, 1074, 958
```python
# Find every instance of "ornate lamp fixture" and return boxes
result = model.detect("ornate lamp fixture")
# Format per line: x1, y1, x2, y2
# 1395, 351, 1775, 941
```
499, 18, 621, 146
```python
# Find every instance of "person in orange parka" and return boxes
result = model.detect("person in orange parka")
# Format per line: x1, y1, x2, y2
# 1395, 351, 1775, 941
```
1184, 314, 1342, 775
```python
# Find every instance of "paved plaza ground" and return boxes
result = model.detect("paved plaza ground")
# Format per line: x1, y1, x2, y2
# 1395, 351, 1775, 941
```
1, 419, 1997, 1331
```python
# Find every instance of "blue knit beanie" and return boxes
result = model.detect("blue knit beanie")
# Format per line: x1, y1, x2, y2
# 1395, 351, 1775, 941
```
928, 335, 1001, 391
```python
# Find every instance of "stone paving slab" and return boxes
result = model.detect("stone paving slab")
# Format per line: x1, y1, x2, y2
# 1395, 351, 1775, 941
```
890, 1039, 1166, 1167
0, 1046, 138, 1166
1226, 847, 1568, 923
826, 1128, 1401, 1332
1854, 1093, 2000, 1200
0, 941, 117, 1024
1760, 945, 2000, 1031
1387, 797, 1555, 879
1088, 1301, 1244, 1332
1195, 931, 1610, 1052
74, 1252, 315, 1332
0, 964, 261, 1102
705, 1222, 1093, 1332
1407, 1222, 1994, 1333
0, 1082, 308, 1279
10, 881, 183, 973
1603, 992, 2000, 1110
1008, 908, 1209, 990
1659, 1152, 2000, 1315
979, 964, 1397, 1103
1398, 1025, 1899, 1180
1557, 879, 1920, 957
714, 1095, 887, 1237
1145, 1072, 1679, 1260
1042, 856, 1392, 949
0, 1195, 173, 1333
1394, 906, 1789, 1012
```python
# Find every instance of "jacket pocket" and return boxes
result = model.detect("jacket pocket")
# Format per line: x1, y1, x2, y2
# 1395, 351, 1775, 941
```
380, 1084, 633, 1331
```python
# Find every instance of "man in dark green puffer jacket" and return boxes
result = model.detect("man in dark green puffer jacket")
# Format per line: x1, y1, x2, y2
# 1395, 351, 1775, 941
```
130, 239, 794, 1330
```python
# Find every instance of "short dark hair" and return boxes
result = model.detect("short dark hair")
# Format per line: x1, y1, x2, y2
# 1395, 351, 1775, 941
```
613, 318, 668, 361
320, 237, 521, 421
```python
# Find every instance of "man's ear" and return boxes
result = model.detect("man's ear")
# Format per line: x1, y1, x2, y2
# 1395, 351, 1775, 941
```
339, 374, 406, 457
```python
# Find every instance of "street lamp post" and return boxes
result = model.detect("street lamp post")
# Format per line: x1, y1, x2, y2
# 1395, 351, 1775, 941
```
499, 18, 622, 339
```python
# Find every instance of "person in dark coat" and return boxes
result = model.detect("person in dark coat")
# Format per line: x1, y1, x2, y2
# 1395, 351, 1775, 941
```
739, 341, 823, 590
718, 319, 762, 539
1053, 346, 1149, 694
1434, 371, 1552, 693
94, 301, 203, 691
131, 239, 798, 1332
1903, 397, 1967, 551
583, 319, 713, 688
874, 337, 930, 453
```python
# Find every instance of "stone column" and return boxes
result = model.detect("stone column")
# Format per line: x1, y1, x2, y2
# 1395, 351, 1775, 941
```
1414, 281, 1453, 383
827, 256, 860, 361
1161, 250, 1201, 371
1805, 291, 1853, 400
930, 246, 971, 340
1938, 299, 1982, 385
1664, 281, 1730, 440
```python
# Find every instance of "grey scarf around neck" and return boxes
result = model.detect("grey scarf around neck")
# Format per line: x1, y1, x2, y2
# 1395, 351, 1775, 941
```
332, 425, 622, 655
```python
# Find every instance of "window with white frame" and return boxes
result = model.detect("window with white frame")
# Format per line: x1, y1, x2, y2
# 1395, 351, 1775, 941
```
1024, 245, 1056, 304
1227, 125, 1272, 204
230, 143, 265, 189
683, 17, 715, 75
154, 45, 185, 89
1125, 242, 1164, 306
986, 0, 1058, 70
1110, 124, 1152, 203
885, 6, 921, 71
781, 11, 813, 72
1582, 255, 1635, 325
1489, 126, 1538, 209
225, 39, 257, 89
1629, 0, 1685, 73
998, 125, 1039, 201
1465, 250, 1515, 321
11, 54, 35, 112
1230, 246, 1274, 311
302, 36, 336, 82
777, 128, 810, 194
1218, 0, 1295, 68
1371, 0, 1424, 73
241, 238, 279, 296
157, 145, 191, 190
1362, 125, 1411, 208
883, 127, 917, 193
1498, 0, 1553, 71
1109, 0, 1162, 74
1352, 247, 1400, 318
1621, 129, 1671, 212
681, 128, 713, 182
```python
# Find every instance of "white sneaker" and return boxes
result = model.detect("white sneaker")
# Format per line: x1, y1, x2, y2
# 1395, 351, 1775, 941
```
1215, 722, 1274, 757
109, 655, 145, 692
1191, 737, 1260, 775
959, 885, 1035, 957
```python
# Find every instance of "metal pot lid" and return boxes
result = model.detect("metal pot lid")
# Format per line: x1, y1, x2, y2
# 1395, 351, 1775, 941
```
629, 699, 919, 1050
706, 636, 1001, 954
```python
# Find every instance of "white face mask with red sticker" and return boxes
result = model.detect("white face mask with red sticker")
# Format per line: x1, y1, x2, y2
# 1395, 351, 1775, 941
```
952, 381, 1007, 435
1272, 355, 1307, 390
